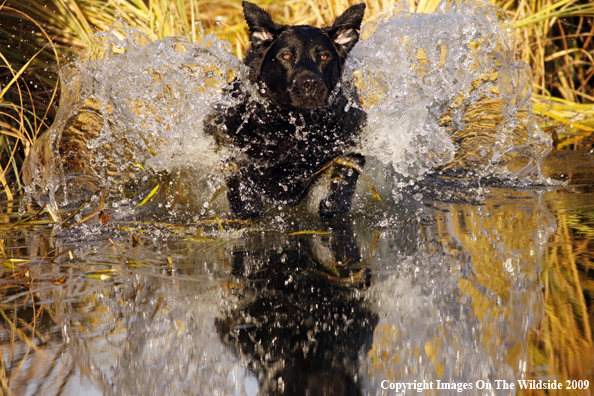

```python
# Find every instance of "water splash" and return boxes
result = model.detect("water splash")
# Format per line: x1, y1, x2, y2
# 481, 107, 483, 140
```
23, 0, 552, 218
23, 21, 243, 216
349, 0, 551, 179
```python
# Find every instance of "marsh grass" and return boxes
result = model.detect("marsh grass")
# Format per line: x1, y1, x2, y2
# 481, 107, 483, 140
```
503, 0, 594, 150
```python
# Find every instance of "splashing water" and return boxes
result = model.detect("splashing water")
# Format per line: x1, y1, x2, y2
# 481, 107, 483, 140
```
350, 0, 550, 179
23, 21, 244, 216
23, 0, 552, 218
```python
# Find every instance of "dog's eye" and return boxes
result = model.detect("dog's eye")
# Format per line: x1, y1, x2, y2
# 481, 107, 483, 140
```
320, 54, 329, 61
282, 54, 291, 60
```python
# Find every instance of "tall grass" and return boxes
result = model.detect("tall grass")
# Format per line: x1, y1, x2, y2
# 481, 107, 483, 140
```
501, 0, 594, 149
0, 3, 62, 202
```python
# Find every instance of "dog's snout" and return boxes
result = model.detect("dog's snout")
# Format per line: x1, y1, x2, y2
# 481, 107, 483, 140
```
294, 73, 327, 107
302, 75, 323, 92
288, 72, 328, 108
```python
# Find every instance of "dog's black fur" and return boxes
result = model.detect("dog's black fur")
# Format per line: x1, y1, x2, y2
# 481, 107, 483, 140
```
206, 1, 367, 219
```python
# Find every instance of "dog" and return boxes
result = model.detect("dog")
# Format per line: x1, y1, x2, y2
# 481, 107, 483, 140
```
205, 1, 367, 219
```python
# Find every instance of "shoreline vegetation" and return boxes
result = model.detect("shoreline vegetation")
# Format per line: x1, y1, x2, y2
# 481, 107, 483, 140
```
0, 1, 593, 395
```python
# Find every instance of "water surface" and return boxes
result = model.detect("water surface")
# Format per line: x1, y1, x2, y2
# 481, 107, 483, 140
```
2, 150, 593, 395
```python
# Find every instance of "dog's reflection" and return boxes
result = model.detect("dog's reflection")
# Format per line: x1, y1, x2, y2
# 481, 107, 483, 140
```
216, 226, 378, 396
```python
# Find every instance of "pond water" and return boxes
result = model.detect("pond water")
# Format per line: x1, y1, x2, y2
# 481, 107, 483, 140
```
3, 0, 594, 395
2, 149, 593, 395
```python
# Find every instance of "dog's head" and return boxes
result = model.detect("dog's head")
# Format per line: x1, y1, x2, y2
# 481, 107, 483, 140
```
242, 1, 365, 110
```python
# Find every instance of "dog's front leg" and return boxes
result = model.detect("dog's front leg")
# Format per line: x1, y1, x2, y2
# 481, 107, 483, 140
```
319, 153, 365, 218
227, 174, 264, 219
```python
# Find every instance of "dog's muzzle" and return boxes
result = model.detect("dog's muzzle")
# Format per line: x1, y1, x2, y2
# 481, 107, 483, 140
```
291, 73, 328, 109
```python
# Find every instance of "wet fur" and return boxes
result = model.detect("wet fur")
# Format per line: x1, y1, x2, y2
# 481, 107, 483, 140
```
206, 1, 367, 219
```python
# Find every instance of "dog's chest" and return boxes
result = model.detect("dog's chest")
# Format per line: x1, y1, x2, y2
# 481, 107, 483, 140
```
239, 105, 352, 164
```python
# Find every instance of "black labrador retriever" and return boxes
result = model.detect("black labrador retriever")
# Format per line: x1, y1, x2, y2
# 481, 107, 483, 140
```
206, 1, 366, 219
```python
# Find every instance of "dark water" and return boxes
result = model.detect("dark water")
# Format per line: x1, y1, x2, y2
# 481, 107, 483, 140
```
1, 150, 593, 396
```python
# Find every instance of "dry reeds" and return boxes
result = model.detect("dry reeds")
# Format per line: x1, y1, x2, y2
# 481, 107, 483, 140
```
0, 3, 62, 202
501, 0, 594, 148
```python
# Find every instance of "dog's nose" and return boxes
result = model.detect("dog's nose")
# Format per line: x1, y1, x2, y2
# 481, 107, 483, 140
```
292, 72, 328, 108
298, 73, 325, 94
302, 75, 322, 92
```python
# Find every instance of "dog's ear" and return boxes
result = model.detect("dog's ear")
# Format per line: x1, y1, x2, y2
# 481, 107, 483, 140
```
243, 1, 281, 46
324, 3, 366, 55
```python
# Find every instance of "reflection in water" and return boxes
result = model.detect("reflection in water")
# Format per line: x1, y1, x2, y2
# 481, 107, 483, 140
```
2, 185, 573, 396
216, 229, 378, 396
364, 189, 552, 395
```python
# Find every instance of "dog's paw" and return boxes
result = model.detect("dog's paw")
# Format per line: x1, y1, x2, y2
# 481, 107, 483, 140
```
227, 176, 265, 219
318, 154, 364, 218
